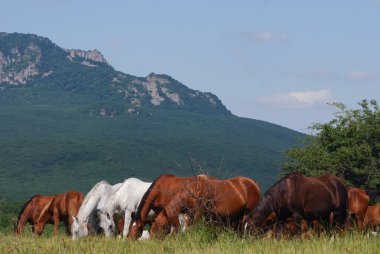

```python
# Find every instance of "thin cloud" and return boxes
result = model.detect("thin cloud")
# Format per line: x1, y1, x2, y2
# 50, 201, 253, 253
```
348, 70, 372, 81
110, 40, 122, 49
239, 31, 288, 43
258, 89, 333, 108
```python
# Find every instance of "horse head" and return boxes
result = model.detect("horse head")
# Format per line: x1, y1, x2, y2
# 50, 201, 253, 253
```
99, 212, 115, 237
128, 219, 143, 239
71, 216, 88, 239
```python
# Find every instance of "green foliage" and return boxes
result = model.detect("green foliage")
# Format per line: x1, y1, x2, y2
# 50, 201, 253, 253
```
0, 199, 22, 232
283, 99, 380, 189
0, 100, 303, 200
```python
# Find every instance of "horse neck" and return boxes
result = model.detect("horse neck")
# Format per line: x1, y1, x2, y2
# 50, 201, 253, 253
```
253, 187, 283, 226
78, 187, 107, 222
137, 188, 157, 223
15, 203, 33, 233
105, 195, 119, 216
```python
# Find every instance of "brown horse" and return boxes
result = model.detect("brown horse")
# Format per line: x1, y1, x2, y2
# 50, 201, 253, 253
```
363, 205, 380, 230
129, 174, 258, 239
128, 174, 197, 239
134, 175, 260, 239
245, 173, 348, 235
14, 195, 55, 235
347, 187, 369, 229
34, 191, 84, 235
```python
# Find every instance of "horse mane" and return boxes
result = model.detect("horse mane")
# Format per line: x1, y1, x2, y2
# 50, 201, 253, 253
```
253, 173, 300, 222
134, 174, 174, 221
16, 194, 41, 225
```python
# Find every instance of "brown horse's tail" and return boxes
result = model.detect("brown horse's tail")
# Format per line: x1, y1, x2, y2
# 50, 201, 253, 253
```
36, 198, 53, 224
14, 195, 41, 234
334, 179, 349, 229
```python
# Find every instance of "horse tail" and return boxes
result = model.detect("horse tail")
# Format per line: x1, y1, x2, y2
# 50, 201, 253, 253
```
14, 194, 41, 234
333, 177, 349, 228
36, 197, 54, 224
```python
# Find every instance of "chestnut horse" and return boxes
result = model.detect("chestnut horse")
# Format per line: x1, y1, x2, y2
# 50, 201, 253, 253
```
14, 194, 54, 235
347, 187, 369, 229
129, 174, 203, 239
34, 191, 84, 235
245, 173, 348, 235
130, 174, 260, 239
363, 205, 380, 230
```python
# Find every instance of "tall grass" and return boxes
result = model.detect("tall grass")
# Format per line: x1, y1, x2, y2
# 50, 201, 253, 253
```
1, 223, 379, 254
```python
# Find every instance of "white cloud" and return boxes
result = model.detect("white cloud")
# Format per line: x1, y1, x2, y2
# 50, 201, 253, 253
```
258, 89, 333, 108
348, 70, 372, 81
239, 31, 288, 43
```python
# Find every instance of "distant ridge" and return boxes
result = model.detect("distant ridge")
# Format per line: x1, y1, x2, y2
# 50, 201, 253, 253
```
0, 32, 304, 200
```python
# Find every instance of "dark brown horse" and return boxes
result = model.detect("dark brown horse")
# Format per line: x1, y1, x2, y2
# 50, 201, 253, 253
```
364, 205, 380, 230
245, 173, 348, 235
347, 187, 369, 229
133, 175, 260, 239
34, 191, 84, 235
14, 195, 55, 235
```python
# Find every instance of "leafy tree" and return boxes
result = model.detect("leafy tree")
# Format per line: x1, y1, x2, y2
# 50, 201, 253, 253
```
283, 99, 380, 189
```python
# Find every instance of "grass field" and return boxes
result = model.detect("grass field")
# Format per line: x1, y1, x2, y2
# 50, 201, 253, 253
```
1, 224, 380, 254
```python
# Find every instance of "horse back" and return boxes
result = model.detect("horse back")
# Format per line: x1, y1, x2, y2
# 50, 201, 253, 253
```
317, 175, 348, 211
65, 191, 84, 218
364, 205, 380, 227
227, 177, 260, 210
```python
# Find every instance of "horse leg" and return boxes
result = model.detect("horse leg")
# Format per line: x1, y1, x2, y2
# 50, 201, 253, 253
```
122, 210, 132, 238
357, 213, 365, 230
292, 214, 303, 237
53, 212, 60, 236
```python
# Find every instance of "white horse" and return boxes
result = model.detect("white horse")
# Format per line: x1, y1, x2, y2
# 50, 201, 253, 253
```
98, 178, 153, 238
71, 180, 122, 239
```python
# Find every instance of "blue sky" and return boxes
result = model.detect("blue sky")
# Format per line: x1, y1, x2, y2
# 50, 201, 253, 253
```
1, 0, 379, 132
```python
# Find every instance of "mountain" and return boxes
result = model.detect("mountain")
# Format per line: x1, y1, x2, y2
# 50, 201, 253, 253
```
0, 32, 304, 200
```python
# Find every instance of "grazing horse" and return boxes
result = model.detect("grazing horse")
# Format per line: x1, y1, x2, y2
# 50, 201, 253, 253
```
98, 178, 152, 237
71, 181, 122, 239
245, 173, 348, 235
364, 205, 380, 231
34, 191, 84, 236
140, 175, 261, 239
128, 174, 199, 239
347, 187, 369, 229
14, 195, 54, 235
128, 174, 249, 239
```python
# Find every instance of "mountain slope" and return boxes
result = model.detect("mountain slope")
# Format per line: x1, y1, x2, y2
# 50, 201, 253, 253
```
0, 33, 304, 200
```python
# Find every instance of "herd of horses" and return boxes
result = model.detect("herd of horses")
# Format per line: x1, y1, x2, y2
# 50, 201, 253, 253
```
13, 172, 380, 240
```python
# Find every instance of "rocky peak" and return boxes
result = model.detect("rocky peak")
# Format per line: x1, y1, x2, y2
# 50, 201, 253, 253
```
0, 42, 41, 85
66, 49, 109, 67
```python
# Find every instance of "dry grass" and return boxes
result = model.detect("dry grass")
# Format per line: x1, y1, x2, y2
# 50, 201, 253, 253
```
1, 224, 380, 254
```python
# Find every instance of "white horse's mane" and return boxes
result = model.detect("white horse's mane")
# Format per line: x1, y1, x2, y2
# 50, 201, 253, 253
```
77, 180, 111, 222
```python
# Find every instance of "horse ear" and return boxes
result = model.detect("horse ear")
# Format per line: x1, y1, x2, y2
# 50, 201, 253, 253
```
72, 216, 78, 222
